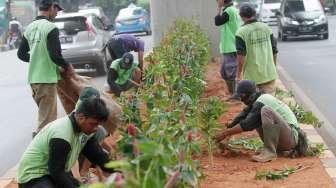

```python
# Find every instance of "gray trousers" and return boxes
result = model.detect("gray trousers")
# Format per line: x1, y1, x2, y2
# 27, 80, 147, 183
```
31, 83, 57, 131
220, 53, 237, 94
257, 106, 297, 151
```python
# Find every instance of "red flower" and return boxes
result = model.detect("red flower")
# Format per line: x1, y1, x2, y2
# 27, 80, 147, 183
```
187, 131, 193, 142
127, 123, 136, 136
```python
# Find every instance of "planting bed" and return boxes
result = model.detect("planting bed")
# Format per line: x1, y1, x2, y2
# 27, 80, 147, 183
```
198, 60, 334, 188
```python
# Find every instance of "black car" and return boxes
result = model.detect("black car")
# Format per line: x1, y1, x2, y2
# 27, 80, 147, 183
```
277, 0, 328, 41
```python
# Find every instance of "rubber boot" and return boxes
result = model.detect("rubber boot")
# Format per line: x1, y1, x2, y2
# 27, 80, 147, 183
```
252, 125, 280, 162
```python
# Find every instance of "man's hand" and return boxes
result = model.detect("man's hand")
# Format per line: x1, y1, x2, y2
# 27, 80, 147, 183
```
217, 0, 224, 14
215, 130, 228, 143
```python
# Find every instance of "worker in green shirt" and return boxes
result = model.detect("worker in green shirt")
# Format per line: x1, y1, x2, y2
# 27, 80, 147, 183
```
214, 0, 240, 95
235, 4, 278, 94
215, 80, 302, 162
17, 0, 74, 137
107, 53, 141, 97
17, 97, 115, 188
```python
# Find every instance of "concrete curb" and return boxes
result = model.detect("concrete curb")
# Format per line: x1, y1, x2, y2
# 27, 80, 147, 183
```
277, 65, 336, 185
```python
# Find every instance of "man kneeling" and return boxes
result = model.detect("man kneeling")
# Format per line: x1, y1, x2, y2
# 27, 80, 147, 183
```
107, 53, 141, 97
216, 80, 299, 162
17, 98, 115, 187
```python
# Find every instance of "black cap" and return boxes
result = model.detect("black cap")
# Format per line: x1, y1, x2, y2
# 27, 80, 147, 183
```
39, 0, 63, 11
239, 3, 256, 18
233, 80, 257, 98
79, 87, 100, 101
121, 53, 134, 69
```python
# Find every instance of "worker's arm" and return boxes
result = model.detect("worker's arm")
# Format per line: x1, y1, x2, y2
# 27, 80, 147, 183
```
215, 124, 244, 142
214, 11, 229, 26
270, 34, 278, 65
17, 35, 30, 62
81, 136, 115, 173
235, 36, 247, 80
228, 104, 253, 128
47, 28, 70, 71
107, 69, 120, 90
48, 138, 80, 188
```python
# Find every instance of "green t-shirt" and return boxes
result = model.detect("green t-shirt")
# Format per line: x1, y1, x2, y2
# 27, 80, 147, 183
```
257, 94, 299, 143
219, 6, 240, 54
17, 116, 92, 184
110, 58, 138, 85
24, 19, 60, 84
236, 22, 277, 84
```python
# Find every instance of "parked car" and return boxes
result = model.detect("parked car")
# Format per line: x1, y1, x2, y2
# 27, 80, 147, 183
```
115, 3, 151, 35
277, 0, 328, 41
261, 0, 281, 25
54, 12, 112, 75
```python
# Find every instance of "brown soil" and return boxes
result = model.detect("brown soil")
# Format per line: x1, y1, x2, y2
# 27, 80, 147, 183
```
199, 60, 334, 188
5, 60, 334, 188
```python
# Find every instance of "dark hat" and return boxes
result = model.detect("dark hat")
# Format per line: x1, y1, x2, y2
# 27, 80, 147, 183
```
79, 87, 100, 101
233, 80, 257, 98
39, 0, 63, 11
121, 53, 134, 69
239, 3, 256, 18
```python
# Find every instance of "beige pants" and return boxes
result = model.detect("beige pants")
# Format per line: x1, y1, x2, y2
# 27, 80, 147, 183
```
31, 83, 57, 131
257, 80, 276, 94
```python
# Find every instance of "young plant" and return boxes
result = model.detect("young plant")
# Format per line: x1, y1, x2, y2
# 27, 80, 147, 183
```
289, 102, 323, 128
255, 164, 312, 181
199, 97, 227, 166
307, 143, 325, 157
228, 136, 264, 152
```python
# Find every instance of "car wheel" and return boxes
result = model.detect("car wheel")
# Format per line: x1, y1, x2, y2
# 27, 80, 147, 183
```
280, 30, 287, 41
96, 53, 108, 76
323, 33, 329, 40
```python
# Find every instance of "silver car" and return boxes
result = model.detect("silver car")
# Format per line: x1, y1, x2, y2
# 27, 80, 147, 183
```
54, 12, 112, 75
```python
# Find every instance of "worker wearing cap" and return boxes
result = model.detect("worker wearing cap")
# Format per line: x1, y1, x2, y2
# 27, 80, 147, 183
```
106, 34, 145, 71
17, 0, 74, 136
215, 80, 298, 162
107, 53, 141, 97
235, 3, 278, 94
214, 0, 240, 95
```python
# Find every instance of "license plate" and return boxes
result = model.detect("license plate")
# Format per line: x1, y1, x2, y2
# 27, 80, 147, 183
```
60, 36, 73, 44
299, 26, 312, 32
123, 20, 136, 25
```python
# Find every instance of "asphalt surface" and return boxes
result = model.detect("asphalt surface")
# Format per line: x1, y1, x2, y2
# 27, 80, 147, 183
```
276, 16, 336, 152
0, 34, 152, 176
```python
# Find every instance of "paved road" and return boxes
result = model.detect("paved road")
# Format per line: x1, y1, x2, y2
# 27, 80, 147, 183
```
277, 16, 336, 151
0, 34, 152, 176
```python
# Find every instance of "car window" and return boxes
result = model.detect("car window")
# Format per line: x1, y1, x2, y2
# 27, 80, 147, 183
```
54, 17, 86, 35
285, 0, 322, 13
92, 16, 105, 30
133, 9, 142, 15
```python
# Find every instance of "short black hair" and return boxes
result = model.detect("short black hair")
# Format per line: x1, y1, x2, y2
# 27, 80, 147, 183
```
239, 3, 256, 18
76, 98, 109, 122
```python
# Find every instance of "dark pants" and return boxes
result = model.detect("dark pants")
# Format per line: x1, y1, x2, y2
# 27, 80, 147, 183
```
257, 106, 297, 151
19, 176, 55, 188
107, 38, 126, 61
220, 53, 237, 94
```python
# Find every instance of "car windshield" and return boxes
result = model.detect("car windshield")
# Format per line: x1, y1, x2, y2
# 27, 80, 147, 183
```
285, 0, 322, 13
54, 17, 87, 35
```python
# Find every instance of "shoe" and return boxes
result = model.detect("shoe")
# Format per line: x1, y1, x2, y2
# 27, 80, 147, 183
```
251, 148, 277, 162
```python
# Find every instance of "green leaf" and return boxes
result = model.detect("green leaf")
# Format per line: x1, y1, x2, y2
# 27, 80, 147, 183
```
105, 160, 131, 169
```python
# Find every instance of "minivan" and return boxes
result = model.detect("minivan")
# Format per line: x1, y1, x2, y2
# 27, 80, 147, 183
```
277, 0, 328, 41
